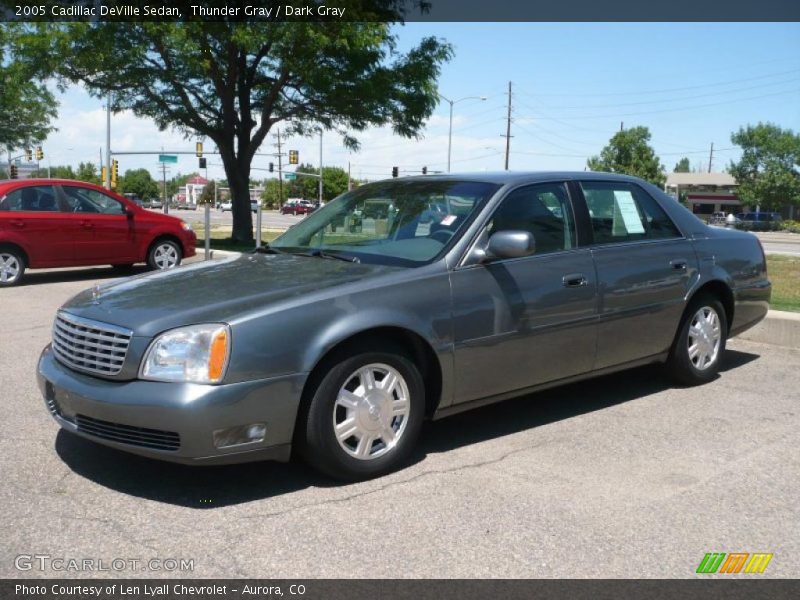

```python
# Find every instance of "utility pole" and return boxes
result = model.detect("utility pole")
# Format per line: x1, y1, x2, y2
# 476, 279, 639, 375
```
504, 81, 512, 171
348, 161, 352, 191
273, 128, 285, 206
620, 121, 624, 132
160, 147, 169, 214
708, 142, 714, 173
318, 128, 323, 204
105, 93, 112, 190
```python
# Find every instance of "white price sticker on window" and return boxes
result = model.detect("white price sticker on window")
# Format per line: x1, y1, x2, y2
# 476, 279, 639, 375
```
613, 190, 645, 234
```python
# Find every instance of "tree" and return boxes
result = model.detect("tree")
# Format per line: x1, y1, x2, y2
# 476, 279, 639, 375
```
15, 12, 452, 242
75, 162, 101, 185
0, 25, 57, 157
28, 165, 76, 179
729, 123, 800, 212
119, 168, 159, 199
673, 157, 690, 173
261, 179, 286, 209
587, 126, 666, 187
198, 182, 216, 205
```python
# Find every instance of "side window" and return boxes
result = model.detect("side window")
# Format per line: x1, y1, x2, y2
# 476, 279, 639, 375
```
62, 187, 125, 215
488, 182, 575, 255
580, 182, 680, 244
0, 186, 60, 212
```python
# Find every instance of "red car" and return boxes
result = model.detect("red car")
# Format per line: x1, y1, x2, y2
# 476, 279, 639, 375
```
0, 179, 196, 286
280, 199, 316, 215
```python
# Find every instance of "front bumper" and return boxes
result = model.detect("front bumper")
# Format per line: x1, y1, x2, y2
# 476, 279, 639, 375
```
37, 345, 306, 465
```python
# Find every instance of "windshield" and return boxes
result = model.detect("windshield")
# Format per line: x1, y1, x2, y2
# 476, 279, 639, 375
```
271, 179, 500, 266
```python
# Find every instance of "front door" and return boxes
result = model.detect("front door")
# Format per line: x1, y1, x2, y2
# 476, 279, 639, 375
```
577, 180, 696, 369
60, 185, 137, 264
451, 181, 598, 404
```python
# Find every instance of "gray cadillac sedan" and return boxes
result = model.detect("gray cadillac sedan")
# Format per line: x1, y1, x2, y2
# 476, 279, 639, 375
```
38, 172, 771, 480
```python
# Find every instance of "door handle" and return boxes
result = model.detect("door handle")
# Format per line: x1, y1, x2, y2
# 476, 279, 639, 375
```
562, 273, 588, 287
670, 259, 688, 271
10, 220, 25, 228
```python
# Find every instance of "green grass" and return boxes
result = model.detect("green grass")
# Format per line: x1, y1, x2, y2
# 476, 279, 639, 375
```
767, 255, 800, 312
193, 227, 282, 252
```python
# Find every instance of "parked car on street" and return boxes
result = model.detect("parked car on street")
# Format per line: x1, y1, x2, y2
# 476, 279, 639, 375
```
280, 199, 316, 215
0, 179, 196, 286
37, 172, 770, 480
145, 199, 163, 210
218, 201, 233, 212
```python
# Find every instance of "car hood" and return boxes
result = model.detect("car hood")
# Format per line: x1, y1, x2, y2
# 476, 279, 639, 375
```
60, 253, 403, 337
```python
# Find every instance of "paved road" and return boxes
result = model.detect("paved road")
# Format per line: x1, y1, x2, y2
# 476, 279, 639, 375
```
1, 268, 798, 578
755, 232, 800, 257
147, 207, 304, 230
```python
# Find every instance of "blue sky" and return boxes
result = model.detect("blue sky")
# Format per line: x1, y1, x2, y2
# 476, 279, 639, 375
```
39, 22, 800, 182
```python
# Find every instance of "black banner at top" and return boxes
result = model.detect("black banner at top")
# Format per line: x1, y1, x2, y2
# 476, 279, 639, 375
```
1, 0, 799, 22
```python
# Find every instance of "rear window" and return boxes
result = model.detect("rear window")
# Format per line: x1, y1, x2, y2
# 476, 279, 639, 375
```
0, 186, 60, 212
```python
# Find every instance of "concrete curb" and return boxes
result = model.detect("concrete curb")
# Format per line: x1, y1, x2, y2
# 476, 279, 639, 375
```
736, 310, 800, 349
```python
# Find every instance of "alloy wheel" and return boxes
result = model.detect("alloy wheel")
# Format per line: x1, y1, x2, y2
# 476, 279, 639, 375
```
153, 243, 179, 269
0, 253, 21, 284
332, 363, 411, 460
687, 306, 722, 371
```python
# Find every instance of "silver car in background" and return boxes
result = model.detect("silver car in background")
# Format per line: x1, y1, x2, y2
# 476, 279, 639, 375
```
38, 172, 770, 480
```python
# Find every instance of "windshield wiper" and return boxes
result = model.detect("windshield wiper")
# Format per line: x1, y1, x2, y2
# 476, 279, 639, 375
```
252, 243, 285, 254
294, 249, 360, 263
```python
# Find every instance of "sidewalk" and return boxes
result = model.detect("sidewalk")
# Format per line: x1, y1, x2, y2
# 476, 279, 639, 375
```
737, 309, 800, 349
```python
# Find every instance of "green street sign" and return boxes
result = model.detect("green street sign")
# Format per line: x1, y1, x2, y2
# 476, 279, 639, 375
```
158, 154, 178, 164
283, 173, 296, 181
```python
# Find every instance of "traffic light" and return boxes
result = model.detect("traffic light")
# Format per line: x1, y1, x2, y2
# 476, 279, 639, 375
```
25, 149, 32, 162
269, 162, 274, 173
9, 164, 18, 179
35, 146, 43, 161
111, 159, 119, 188
101, 166, 108, 184
199, 157, 207, 169
288, 150, 298, 165
195, 141, 203, 157
422, 166, 427, 175
392, 166, 398, 178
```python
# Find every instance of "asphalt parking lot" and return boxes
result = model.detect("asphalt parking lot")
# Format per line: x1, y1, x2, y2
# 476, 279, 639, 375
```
1, 264, 798, 579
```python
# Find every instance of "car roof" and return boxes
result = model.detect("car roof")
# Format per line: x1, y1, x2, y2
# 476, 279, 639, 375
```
0, 178, 103, 191
370, 171, 649, 186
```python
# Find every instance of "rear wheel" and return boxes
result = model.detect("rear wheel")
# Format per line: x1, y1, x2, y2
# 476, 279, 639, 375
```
667, 295, 727, 385
147, 239, 182, 271
0, 249, 25, 287
299, 346, 425, 481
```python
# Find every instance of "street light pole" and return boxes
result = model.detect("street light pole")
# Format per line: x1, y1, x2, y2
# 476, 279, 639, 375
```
438, 93, 486, 173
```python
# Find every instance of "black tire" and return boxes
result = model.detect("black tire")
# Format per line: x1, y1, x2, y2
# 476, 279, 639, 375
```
667, 294, 728, 386
0, 248, 25, 287
146, 239, 182, 271
299, 344, 425, 481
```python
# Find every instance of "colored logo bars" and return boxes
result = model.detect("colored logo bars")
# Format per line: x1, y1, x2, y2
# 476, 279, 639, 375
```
696, 552, 773, 574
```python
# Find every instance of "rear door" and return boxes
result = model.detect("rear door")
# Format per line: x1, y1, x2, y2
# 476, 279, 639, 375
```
576, 180, 695, 369
450, 181, 598, 404
0, 185, 72, 267
60, 185, 138, 264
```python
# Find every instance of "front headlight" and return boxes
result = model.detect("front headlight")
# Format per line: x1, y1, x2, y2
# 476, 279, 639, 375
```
181, 221, 192, 231
140, 324, 230, 384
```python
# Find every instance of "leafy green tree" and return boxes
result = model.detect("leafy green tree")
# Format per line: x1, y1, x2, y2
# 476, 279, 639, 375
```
14, 13, 452, 242
261, 179, 286, 209
198, 182, 216, 205
729, 123, 800, 212
0, 25, 57, 156
76, 162, 101, 185
119, 168, 159, 199
673, 157, 690, 173
28, 165, 76, 179
587, 126, 666, 187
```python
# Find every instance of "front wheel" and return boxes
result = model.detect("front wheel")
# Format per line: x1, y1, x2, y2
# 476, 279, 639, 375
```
299, 347, 425, 481
0, 249, 25, 287
666, 295, 727, 385
147, 239, 182, 271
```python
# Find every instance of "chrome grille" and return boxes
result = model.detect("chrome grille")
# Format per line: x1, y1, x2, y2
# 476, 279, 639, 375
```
52, 312, 132, 376
76, 414, 180, 451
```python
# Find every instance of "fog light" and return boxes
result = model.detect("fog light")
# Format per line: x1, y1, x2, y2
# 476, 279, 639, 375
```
213, 423, 266, 449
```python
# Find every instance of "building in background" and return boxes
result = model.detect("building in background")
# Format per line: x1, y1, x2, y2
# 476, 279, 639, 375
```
665, 172, 740, 216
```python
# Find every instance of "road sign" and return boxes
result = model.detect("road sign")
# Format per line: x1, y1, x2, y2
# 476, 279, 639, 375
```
284, 173, 296, 181
158, 154, 178, 164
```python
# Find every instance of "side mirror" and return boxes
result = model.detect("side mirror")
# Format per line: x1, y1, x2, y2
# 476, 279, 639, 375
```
485, 230, 536, 260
